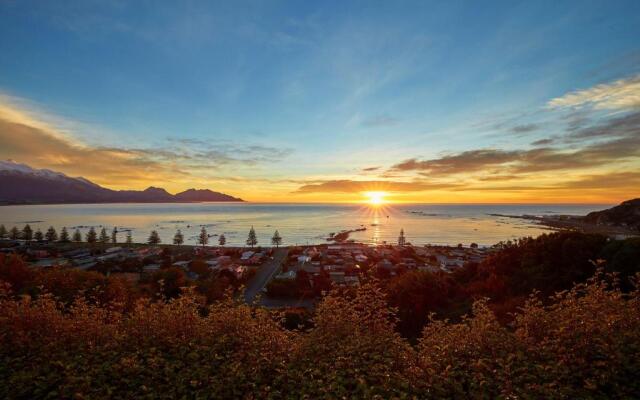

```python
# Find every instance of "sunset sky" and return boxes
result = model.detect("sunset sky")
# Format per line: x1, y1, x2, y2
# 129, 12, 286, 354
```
1, 1, 639, 203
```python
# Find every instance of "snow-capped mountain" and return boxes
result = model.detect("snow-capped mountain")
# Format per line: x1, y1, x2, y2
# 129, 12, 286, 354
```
0, 160, 73, 181
0, 160, 243, 204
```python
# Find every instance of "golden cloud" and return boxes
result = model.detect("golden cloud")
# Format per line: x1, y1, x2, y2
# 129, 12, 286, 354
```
547, 74, 640, 110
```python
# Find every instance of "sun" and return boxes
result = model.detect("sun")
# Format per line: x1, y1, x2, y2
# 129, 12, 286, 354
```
364, 191, 387, 205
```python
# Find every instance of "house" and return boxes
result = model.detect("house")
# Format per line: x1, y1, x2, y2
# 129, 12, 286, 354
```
64, 248, 91, 259
276, 270, 296, 280
30, 258, 69, 268
354, 254, 368, 263
419, 264, 441, 273
217, 255, 232, 265
143, 264, 161, 273
302, 263, 322, 274
173, 260, 190, 269
221, 265, 247, 279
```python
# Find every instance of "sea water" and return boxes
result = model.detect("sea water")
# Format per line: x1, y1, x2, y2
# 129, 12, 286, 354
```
0, 203, 609, 247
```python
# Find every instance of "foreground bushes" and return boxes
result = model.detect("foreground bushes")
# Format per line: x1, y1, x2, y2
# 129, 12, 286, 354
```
1, 268, 639, 398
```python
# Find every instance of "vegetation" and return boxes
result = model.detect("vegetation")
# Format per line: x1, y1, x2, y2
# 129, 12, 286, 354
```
22, 224, 32, 242
111, 227, 118, 244
72, 228, 82, 242
99, 228, 110, 244
59, 227, 70, 242
246, 226, 257, 247
198, 227, 208, 247
218, 233, 226, 246
173, 229, 184, 245
398, 228, 406, 246
386, 232, 640, 338
33, 229, 43, 242
45, 226, 58, 242
86, 227, 97, 243
0, 250, 638, 398
271, 229, 282, 247
148, 230, 161, 245
0, 225, 6, 239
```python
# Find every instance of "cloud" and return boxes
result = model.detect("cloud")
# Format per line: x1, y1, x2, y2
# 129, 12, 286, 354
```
531, 138, 554, 146
564, 111, 640, 141
511, 124, 539, 134
547, 74, 640, 110
362, 166, 381, 172
562, 171, 640, 190
294, 180, 456, 194
392, 150, 521, 175
0, 97, 292, 190
392, 108, 640, 177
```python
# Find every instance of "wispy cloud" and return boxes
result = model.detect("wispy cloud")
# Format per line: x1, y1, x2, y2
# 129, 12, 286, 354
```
547, 74, 640, 110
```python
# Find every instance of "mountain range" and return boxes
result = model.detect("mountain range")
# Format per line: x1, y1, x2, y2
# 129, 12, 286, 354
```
0, 160, 244, 205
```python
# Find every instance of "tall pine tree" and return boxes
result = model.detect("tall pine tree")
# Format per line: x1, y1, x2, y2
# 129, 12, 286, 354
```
198, 227, 208, 247
59, 227, 70, 242
173, 229, 184, 245
271, 230, 282, 247
45, 226, 58, 242
246, 226, 257, 248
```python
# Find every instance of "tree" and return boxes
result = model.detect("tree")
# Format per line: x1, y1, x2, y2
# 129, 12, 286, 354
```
173, 229, 184, 245
246, 226, 257, 248
59, 227, 70, 242
111, 227, 118, 244
9, 226, 19, 240
271, 230, 282, 247
148, 230, 161, 245
99, 228, 110, 243
34, 229, 44, 242
22, 224, 33, 242
86, 227, 97, 244
198, 227, 208, 247
218, 233, 226, 247
125, 231, 133, 245
0, 224, 6, 238
73, 228, 82, 242
45, 226, 58, 242
398, 229, 406, 246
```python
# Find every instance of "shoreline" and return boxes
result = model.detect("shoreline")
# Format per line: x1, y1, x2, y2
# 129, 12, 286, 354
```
489, 213, 639, 237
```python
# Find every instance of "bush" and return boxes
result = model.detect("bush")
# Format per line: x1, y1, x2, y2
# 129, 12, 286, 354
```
0, 254, 639, 398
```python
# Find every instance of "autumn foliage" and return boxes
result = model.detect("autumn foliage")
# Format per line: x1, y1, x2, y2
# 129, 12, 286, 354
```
0, 255, 639, 398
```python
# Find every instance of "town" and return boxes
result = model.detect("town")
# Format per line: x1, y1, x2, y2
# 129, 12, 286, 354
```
0, 223, 492, 306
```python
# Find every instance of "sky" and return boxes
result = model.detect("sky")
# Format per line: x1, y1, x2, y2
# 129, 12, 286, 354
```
0, 0, 639, 203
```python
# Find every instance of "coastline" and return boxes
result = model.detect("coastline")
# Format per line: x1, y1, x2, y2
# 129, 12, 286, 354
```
489, 213, 640, 237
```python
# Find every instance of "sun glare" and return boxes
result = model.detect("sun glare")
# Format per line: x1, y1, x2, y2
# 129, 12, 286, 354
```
364, 191, 387, 205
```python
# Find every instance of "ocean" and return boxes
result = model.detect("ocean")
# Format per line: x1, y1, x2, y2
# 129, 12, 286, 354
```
0, 203, 609, 247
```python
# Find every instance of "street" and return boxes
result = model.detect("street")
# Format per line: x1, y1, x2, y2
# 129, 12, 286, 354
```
243, 247, 288, 304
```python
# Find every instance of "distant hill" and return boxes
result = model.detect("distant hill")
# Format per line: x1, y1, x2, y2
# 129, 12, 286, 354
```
0, 160, 244, 204
584, 198, 640, 231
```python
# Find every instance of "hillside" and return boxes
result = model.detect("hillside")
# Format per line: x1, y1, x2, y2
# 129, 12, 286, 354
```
0, 160, 243, 204
584, 198, 640, 231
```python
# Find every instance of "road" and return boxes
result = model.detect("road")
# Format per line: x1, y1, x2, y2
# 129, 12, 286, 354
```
243, 247, 288, 304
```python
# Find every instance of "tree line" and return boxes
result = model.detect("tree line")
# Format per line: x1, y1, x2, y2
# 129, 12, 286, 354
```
0, 224, 284, 247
